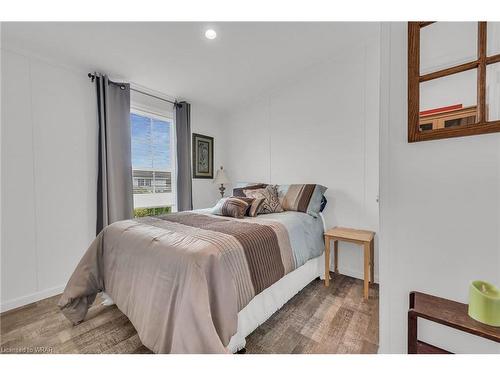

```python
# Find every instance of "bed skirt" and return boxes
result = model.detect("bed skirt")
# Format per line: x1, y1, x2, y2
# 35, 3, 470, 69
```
227, 254, 324, 352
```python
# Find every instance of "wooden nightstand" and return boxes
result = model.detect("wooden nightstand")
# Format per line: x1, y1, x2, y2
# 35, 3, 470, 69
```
324, 227, 375, 299
408, 291, 500, 353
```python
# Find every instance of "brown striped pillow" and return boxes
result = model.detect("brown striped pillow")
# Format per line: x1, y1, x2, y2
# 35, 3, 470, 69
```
228, 196, 265, 217
277, 184, 327, 217
211, 197, 249, 219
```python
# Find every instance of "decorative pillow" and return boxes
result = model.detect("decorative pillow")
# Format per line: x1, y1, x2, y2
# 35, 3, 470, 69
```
320, 195, 328, 212
230, 196, 266, 217
277, 184, 327, 217
232, 183, 268, 197
246, 197, 266, 217
244, 185, 283, 214
211, 197, 249, 219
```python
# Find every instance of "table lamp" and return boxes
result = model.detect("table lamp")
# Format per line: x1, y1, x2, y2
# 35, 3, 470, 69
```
214, 166, 230, 198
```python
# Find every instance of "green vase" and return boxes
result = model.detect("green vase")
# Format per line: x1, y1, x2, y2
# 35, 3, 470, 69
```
468, 280, 500, 327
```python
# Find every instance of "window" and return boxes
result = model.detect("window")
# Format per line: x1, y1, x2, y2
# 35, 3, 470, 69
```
408, 22, 500, 142
131, 110, 176, 216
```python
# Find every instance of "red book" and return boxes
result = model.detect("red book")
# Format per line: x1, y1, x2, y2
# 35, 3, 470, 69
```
420, 104, 463, 116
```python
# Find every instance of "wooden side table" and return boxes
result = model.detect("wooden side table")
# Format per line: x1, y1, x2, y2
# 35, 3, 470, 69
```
324, 226, 375, 299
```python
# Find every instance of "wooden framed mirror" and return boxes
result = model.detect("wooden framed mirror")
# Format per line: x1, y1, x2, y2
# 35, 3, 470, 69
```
408, 22, 500, 142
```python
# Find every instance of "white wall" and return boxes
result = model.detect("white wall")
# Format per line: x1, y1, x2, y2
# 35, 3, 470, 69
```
1, 48, 226, 312
191, 103, 227, 209
223, 30, 381, 281
379, 22, 500, 354
1, 48, 97, 312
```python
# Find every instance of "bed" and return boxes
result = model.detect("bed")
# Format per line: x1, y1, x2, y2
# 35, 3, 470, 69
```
58, 208, 325, 353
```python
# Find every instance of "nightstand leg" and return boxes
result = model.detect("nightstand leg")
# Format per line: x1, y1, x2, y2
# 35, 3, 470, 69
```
370, 239, 374, 284
363, 242, 370, 299
333, 240, 339, 274
408, 311, 418, 354
324, 236, 330, 287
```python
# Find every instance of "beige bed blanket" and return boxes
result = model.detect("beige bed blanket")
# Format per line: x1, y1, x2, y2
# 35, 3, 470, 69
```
58, 212, 295, 353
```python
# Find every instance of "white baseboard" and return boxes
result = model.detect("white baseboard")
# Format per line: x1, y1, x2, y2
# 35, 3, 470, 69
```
332, 266, 379, 284
1, 285, 65, 313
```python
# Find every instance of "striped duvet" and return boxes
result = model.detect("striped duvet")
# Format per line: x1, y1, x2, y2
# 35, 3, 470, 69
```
58, 211, 323, 353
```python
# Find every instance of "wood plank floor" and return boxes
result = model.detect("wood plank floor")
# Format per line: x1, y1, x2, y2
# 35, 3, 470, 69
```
0, 273, 378, 354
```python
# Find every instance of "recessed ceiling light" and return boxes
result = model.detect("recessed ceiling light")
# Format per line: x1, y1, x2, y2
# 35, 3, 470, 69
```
205, 29, 217, 40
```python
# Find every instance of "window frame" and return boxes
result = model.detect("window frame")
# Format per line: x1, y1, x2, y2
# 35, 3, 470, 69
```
408, 21, 500, 142
130, 107, 177, 212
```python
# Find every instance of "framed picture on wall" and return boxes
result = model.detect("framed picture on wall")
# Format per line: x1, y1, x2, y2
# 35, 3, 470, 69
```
192, 133, 214, 179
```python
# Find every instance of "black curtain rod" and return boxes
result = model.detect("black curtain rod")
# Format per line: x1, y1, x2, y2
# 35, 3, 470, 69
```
88, 73, 179, 106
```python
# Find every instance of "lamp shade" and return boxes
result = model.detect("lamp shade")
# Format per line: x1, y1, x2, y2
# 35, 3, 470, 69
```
214, 166, 230, 184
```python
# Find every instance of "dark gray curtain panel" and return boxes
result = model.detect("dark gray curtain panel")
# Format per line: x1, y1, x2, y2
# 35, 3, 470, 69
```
95, 74, 133, 234
175, 102, 193, 211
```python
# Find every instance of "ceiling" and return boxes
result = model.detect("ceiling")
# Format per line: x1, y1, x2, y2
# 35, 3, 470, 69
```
2, 22, 378, 112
